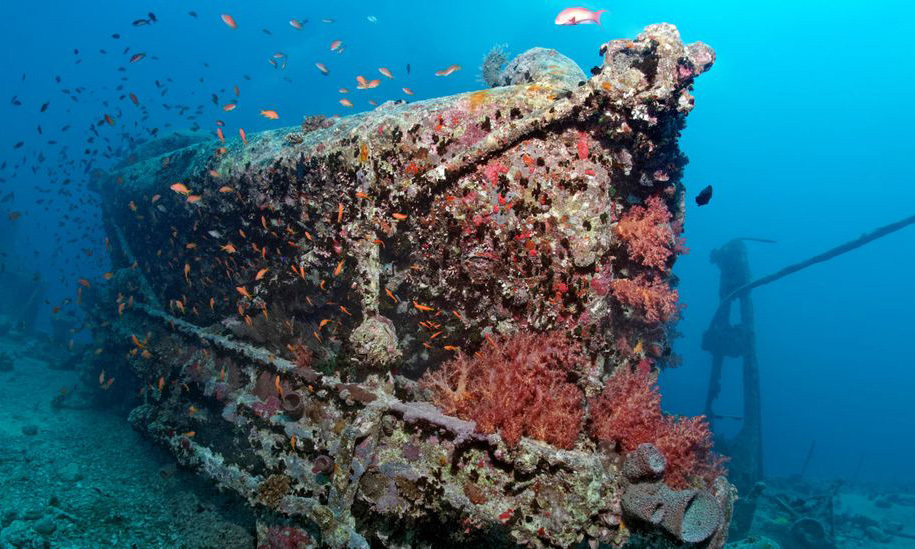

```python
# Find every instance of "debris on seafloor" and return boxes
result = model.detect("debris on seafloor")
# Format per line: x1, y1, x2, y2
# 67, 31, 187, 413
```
80, 24, 733, 548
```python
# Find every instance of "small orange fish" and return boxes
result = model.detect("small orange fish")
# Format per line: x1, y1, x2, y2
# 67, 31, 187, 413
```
221, 14, 238, 29
392, 213, 408, 221
216, 127, 225, 143
339, 305, 352, 316
223, 103, 237, 112
334, 260, 344, 277
78, 278, 91, 288
189, 405, 198, 416
186, 195, 203, 204
104, 114, 115, 126
239, 128, 247, 144
218, 186, 234, 193
356, 75, 368, 89
170, 182, 190, 195
330, 40, 342, 51
274, 375, 284, 397
289, 19, 303, 29
444, 345, 460, 352
355, 191, 369, 199
379, 67, 393, 79
103, 272, 114, 280
158, 376, 165, 392
319, 318, 332, 329
402, 87, 414, 95
255, 268, 269, 280
221, 243, 237, 253
260, 110, 279, 120
385, 288, 398, 303
337, 203, 343, 223
339, 99, 353, 108
435, 64, 461, 77
236, 286, 251, 298
315, 62, 329, 75
182, 431, 196, 438
413, 301, 434, 312
151, 194, 161, 203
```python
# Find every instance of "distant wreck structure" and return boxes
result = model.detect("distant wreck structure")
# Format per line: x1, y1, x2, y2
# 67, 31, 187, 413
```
86, 24, 732, 547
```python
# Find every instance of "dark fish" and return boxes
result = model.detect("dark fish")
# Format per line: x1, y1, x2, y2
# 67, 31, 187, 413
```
10, 96, 21, 106
407, 63, 411, 74
132, 19, 149, 26
1, 192, 13, 203
112, 33, 120, 39
695, 185, 713, 206
40, 101, 49, 112
148, 12, 157, 23
188, 11, 197, 18
262, 28, 272, 35
13, 141, 24, 149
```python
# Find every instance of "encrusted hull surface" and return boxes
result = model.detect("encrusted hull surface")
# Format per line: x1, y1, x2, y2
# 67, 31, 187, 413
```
88, 24, 732, 548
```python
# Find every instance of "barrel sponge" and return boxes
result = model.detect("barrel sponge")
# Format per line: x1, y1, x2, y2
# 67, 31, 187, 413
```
622, 443, 667, 483
622, 483, 723, 544
663, 488, 723, 544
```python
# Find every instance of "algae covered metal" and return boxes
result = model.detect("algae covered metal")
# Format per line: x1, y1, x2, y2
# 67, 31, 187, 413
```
87, 24, 732, 547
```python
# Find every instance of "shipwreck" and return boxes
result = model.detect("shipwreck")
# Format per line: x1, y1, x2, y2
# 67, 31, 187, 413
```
82, 24, 734, 548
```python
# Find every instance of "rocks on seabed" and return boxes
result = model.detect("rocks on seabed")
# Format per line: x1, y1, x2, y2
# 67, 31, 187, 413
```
20, 425, 38, 436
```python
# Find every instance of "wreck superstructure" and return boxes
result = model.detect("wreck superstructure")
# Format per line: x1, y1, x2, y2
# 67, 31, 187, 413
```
85, 24, 731, 548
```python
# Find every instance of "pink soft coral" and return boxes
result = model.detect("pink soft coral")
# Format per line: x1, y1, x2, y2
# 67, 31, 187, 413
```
420, 332, 585, 449
588, 361, 726, 489
611, 274, 680, 324
614, 195, 675, 269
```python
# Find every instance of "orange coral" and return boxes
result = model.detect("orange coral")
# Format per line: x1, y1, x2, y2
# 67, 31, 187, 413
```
420, 331, 585, 449
611, 274, 680, 324
614, 195, 675, 269
588, 361, 726, 489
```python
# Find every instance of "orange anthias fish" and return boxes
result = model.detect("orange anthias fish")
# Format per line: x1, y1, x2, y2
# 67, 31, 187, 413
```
239, 128, 247, 144
330, 40, 342, 51
289, 18, 304, 29
236, 286, 251, 298
379, 67, 393, 79
339, 99, 353, 108
435, 64, 462, 77
170, 182, 190, 195
223, 103, 237, 112
402, 87, 414, 96
315, 62, 329, 75
260, 110, 279, 120
221, 14, 238, 29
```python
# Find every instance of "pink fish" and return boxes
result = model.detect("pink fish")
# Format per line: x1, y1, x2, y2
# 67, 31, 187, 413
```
554, 7, 607, 26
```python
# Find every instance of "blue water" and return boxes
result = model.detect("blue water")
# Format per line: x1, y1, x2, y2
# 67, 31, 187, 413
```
2, 0, 915, 544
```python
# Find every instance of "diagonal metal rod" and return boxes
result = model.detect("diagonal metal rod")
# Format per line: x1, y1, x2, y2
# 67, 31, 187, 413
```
712, 212, 915, 323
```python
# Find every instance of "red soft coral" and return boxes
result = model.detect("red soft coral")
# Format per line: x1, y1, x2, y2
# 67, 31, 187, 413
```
420, 332, 585, 449
611, 274, 680, 324
614, 195, 675, 269
588, 361, 726, 489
